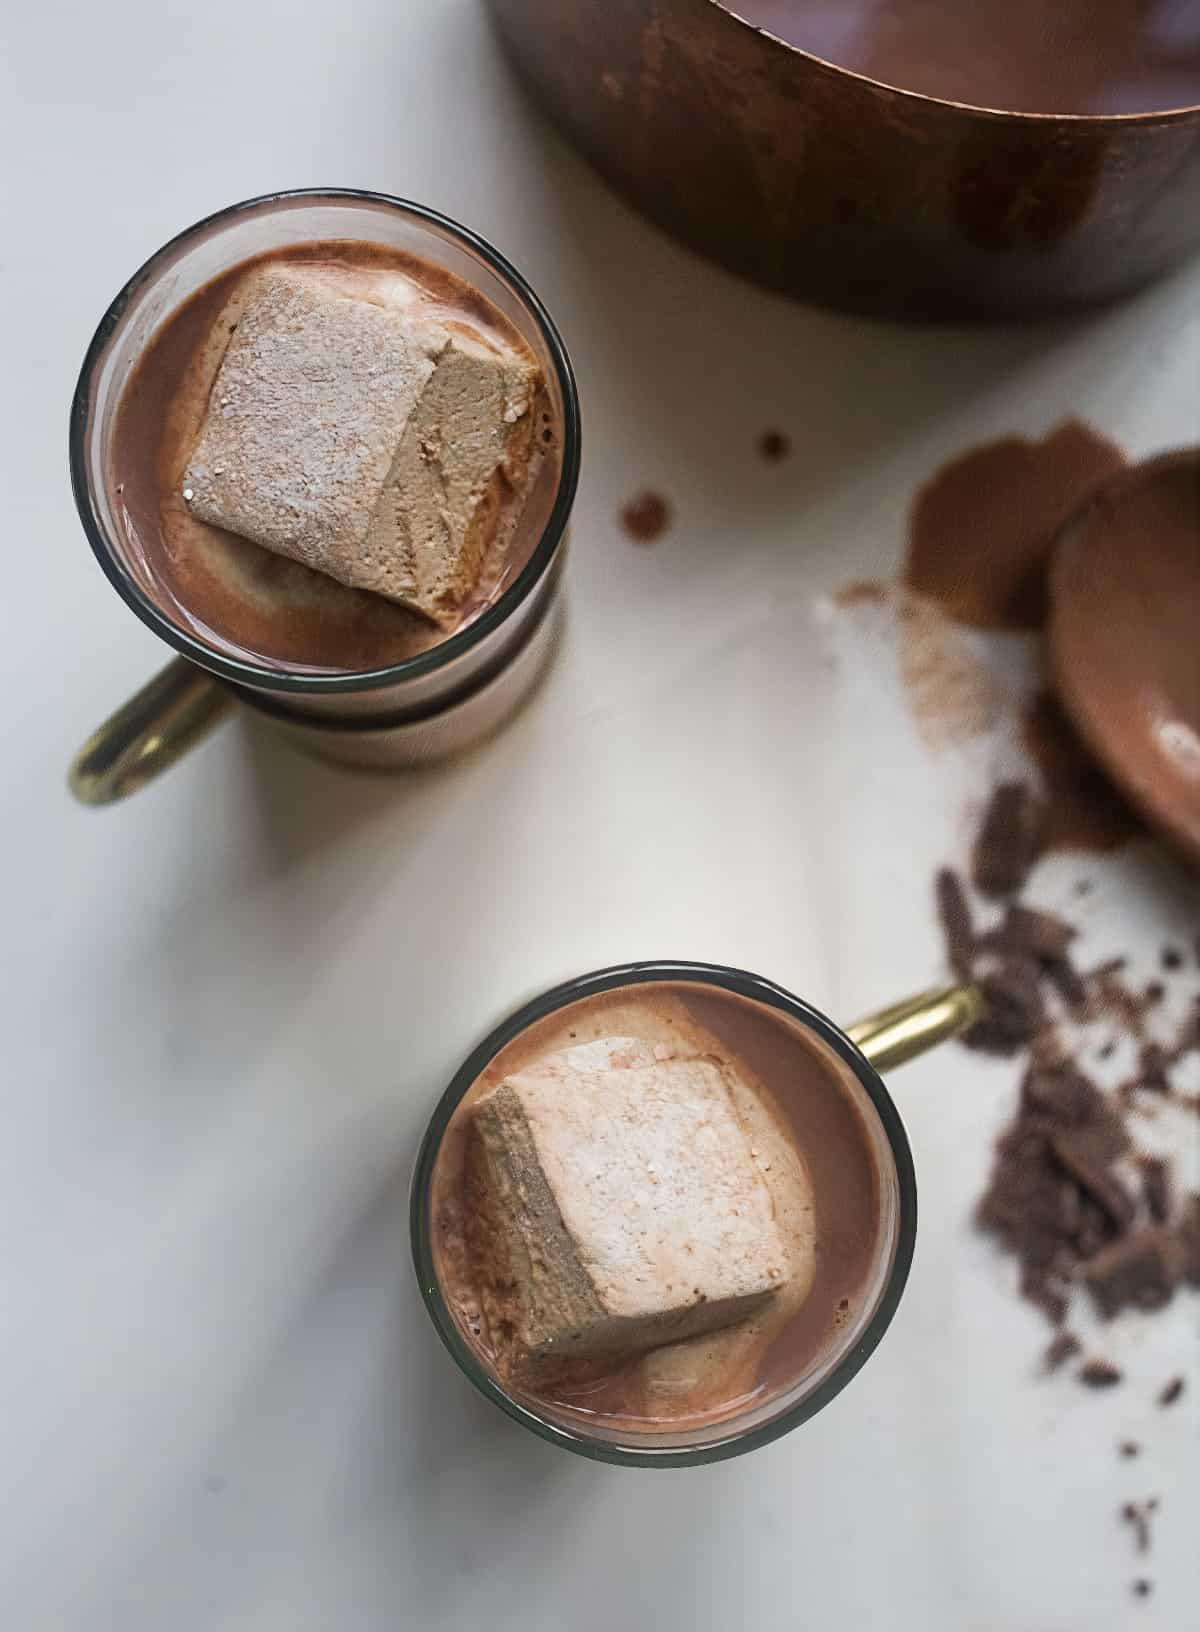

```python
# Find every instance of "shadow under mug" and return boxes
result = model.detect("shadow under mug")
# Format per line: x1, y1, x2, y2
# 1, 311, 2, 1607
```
412, 961, 982, 1468
68, 190, 581, 806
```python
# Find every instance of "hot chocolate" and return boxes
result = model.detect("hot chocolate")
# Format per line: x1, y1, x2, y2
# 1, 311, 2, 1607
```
110, 240, 560, 674
732, 1, 1200, 116
429, 980, 888, 1437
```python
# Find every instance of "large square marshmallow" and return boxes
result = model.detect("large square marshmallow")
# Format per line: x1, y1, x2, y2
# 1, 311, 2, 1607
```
182, 265, 539, 626
469, 1052, 788, 1378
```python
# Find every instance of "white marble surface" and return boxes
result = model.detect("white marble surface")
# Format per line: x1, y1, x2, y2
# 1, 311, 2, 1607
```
2, 3, 1199, 1627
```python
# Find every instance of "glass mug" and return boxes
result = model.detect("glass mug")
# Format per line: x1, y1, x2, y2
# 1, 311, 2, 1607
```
412, 962, 981, 1468
68, 190, 581, 805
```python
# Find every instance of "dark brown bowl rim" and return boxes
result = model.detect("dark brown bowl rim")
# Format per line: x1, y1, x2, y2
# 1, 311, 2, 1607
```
713, 1, 1200, 123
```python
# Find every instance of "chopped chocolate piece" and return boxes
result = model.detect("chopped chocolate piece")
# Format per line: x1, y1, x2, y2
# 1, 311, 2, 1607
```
935, 868, 975, 980
1139, 1156, 1171, 1224
1043, 1331, 1081, 1372
971, 782, 1044, 898
991, 903, 1078, 962
1161, 945, 1183, 972
1049, 1131, 1135, 1230
1046, 956, 1088, 1015
1023, 1267, 1069, 1325
1138, 1044, 1171, 1096
1020, 1061, 1119, 1139
1119, 1441, 1141, 1458
1178, 1194, 1200, 1286
1085, 1230, 1176, 1320
1157, 1376, 1184, 1407
965, 962, 1046, 1055
1120, 1501, 1152, 1554
1079, 1359, 1123, 1388
1132, 1578, 1152, 1599
1174, 998, 1200, 1059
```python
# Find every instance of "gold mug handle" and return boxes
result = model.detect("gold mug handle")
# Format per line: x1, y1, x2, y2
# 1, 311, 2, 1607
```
847, 983, 982, 1072
68, 657, 235, 807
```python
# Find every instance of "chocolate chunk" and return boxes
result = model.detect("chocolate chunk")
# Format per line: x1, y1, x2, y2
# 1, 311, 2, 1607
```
1119, 1441, 1141, 1458
1043, 1331, 1081, 1372
1139, 1156, 1171, 1224
1158, 1376, 1184, 1407
971, 782, 1044, 898
1138, 1044, 1171, 1096
1023, 1267, 1069, 1326
1045, 955, 1088, 1015
965, 962, 1046, 1055
935, 868, 975, 980
1021, 1061, 1116, 1135
1177, 1194, 1200, 1286
1085, 1230, 1176, 1320
987, 903, 1078, 962
1161, 945, 1183, 971
1079, 1359, 1123, 1388
1049, 1131, 1135, 1231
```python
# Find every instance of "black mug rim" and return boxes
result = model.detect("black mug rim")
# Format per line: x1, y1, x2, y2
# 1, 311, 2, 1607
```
410, 960, 919, 1468
69, 187, 581, 697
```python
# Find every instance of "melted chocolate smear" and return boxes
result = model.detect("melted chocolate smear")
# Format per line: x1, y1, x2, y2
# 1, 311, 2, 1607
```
905, 421, 1127, 632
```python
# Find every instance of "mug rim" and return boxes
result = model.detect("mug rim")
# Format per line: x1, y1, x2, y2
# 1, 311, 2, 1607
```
69, 187, 581, 697
410, 959, 919, 1469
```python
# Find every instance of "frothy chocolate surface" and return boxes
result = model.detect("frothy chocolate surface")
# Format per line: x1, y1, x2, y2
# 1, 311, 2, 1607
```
731, 1, 1200, 116
430, 981, 888, 1438
110, 241, 559, 674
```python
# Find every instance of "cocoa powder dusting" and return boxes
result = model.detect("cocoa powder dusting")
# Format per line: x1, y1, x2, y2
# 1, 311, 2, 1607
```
905, 421, 1127, 630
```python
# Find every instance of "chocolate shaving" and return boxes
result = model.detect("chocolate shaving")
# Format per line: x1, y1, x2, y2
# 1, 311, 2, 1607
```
1157, 1375, 1184, 1407
965, 962, 1045, 1055
1043, 1331, 1081, 1372
935, 868, 975, 980
1085, 1230, 1176, 1319
1079, 1359, 1123, 1389
1045, 955, 1088, 1015
971, 782, 1044, 898
981, 904, 1077, 963
1120, 1501, 1153, 1555
1139, 1156, 1171, 1224
1177, 1194, 1200, 1286
1050, 1132, 1136, 1233
1137, 1044, 1171, 1096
